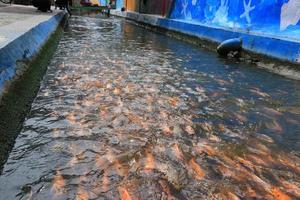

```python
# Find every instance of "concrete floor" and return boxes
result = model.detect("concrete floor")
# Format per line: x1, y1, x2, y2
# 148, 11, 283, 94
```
0, 4, 64, 48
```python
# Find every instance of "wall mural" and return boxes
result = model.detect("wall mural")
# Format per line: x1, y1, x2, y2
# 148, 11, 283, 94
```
280, 0, 300, 31
169, 0, 300, 38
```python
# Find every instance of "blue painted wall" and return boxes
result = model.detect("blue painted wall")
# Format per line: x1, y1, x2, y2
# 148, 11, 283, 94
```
99, 0, 108, 6
100, 0, 121, 7
169, 0, 300, 41
116, 0, 124, 9
0, 13, 65, 94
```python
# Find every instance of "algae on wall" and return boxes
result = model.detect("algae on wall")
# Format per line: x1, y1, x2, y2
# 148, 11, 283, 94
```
0, 25, 64, 172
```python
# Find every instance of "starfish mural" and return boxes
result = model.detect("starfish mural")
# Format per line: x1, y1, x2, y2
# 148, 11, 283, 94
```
212, 0, 229, 24
181, 0, 189, 18
240, 0, 256, 24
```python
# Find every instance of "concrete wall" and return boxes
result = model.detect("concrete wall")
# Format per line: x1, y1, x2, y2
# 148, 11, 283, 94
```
139, 0, 173, 16
122, 0, 300, 41
169, 0, 300, 41
124, 0, 173, 16
0, 12, 66, 94
111, 0, 300, 64
125, 0, 140, 12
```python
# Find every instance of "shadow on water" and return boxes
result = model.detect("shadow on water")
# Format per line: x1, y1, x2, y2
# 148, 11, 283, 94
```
0, 24, 65, 173
0, 15, 299, 199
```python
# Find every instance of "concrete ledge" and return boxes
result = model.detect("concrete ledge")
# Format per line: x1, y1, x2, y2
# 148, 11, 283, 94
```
0, 6, 67, 95
112, 10, 300, 65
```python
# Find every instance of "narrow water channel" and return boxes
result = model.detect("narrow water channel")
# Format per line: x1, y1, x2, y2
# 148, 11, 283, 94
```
0, 16, 299, 199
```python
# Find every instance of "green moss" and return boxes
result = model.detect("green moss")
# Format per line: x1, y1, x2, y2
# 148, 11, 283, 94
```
0, 24, 64, 172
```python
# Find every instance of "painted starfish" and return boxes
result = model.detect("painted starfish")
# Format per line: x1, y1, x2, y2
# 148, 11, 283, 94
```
240, 0, 256, 24
181, 0, 189, 18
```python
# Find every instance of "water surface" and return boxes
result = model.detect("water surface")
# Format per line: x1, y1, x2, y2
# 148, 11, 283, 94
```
0, 16, 299, 199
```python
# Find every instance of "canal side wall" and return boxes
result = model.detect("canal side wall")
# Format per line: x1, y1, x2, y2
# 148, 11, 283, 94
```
114, 0, 300, 65
0, 10, 67, 97
0, 7, 68, 171
111, 10, 300, 65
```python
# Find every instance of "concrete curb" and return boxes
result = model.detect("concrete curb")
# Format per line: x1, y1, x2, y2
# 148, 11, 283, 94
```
112, 10, 300, 65
0, 11, 67, 94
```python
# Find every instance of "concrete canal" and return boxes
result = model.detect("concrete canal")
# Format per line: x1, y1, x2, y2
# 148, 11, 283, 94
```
0, 15, 299, 199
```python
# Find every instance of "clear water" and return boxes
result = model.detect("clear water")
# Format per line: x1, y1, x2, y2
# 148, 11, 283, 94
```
0, 16, 299, 199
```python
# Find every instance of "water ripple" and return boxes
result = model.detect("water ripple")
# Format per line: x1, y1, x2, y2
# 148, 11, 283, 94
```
0, 16, 299, 200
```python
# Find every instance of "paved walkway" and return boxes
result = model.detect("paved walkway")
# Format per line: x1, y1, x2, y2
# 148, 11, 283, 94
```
0, 4, 63, 48
0, 4, 66, 94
